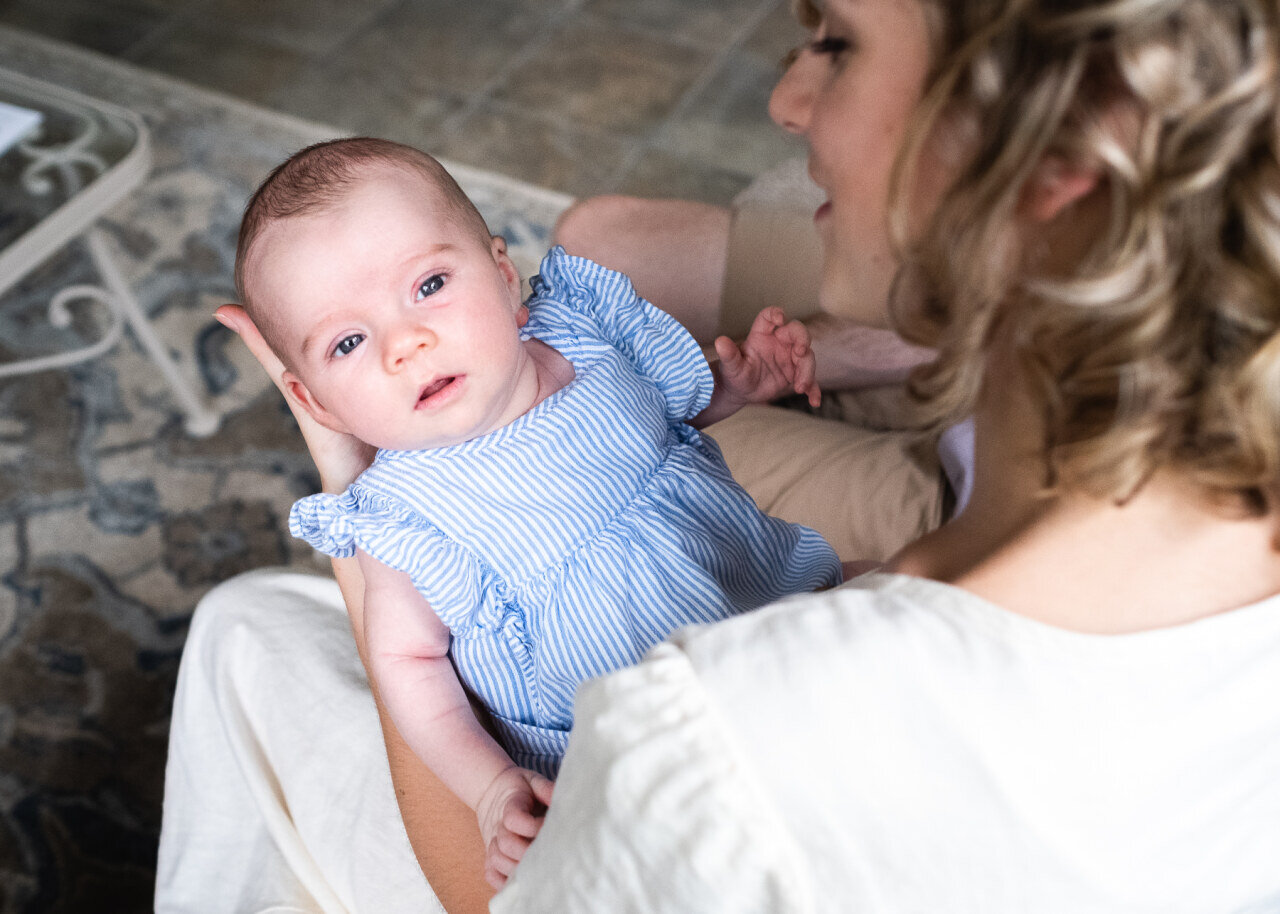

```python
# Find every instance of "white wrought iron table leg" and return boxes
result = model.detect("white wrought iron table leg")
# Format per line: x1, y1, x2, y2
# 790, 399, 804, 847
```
86, 227, 221, 437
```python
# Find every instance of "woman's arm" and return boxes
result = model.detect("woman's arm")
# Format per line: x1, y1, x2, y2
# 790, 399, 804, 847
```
805, 313, 936, 390
215, 305, 494, 912
492, 644, 801, 912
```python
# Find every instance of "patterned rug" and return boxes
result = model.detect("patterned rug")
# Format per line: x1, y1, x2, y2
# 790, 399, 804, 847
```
0, 27, 570, 912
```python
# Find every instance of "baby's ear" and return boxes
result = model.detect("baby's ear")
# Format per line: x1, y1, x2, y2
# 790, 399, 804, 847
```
490, 235, 522, 299
282, 370, 350, 435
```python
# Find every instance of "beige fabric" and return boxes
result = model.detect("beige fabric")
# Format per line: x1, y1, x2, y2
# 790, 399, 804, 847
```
717, 156, 825, 339
706, 404, 944, 563
719, 205, 824, 339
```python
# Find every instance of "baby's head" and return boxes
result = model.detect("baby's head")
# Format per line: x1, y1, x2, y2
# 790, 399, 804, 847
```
235, 138, 533, 451
236, 137, 495, 359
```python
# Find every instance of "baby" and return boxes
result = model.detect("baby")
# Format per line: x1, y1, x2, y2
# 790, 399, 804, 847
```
234, 137, 841, 881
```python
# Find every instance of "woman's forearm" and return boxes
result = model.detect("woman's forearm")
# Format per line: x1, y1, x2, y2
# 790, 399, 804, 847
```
807, 313, 936, 390
331, 555, 495, 912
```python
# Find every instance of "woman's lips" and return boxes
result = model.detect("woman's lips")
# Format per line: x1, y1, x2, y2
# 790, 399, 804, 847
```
416, 375, 462, 408
815, 200, 832, 222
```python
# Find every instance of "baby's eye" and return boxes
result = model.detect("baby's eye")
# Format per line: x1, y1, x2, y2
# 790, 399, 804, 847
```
333, 333, 365, 357
416, 274, 446, 300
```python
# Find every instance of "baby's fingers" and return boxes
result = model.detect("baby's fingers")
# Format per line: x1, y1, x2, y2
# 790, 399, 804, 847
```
503, 772, 552, 838
486, 819, 537, 890
794, 354, 821, 408
748, 306, 786, 335
713, 335, 746, 373
504, 802, 542, 838
531, 774, 555, 807
485, 847, 519, 890
496, 825, 534, 860
774, 316, 813, 353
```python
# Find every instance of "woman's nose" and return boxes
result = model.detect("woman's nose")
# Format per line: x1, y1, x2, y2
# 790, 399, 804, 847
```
769, 47, 816, 136
383, 324, 437, 371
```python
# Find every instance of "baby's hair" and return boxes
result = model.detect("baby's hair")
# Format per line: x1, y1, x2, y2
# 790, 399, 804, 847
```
234, 137, 491, 357
883, 0, 1280, 516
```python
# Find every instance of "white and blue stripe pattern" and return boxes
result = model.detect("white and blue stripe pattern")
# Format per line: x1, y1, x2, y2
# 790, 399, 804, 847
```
292, 248, 841, 777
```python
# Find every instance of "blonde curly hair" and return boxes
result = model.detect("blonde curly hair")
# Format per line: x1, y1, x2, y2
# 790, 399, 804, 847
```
860, 0, 1280, 515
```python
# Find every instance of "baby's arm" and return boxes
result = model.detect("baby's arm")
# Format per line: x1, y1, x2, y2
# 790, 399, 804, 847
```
356, 551, 554, 888
692, 306, 820, 428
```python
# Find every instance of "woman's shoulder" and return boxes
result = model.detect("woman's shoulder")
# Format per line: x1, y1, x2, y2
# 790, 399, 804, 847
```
667, 573, 982, 673
506, 632, 814, 911
666, 571, 1280, 694
568, 574, 974, 742
533, 576, 996, 911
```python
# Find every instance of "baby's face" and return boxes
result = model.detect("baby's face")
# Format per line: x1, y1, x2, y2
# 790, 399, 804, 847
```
250, 166, 537, 451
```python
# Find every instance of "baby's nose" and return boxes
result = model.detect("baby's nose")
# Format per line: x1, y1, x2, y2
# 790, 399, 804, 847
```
384, 324, 437, 370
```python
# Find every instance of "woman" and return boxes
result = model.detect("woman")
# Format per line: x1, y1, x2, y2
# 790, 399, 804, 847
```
496, 0, 1280, 907
157, 0, 1280, 909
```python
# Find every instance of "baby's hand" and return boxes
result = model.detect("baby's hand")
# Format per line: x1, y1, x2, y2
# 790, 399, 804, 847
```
714, 307, 820, 409
476, 766, 555, 890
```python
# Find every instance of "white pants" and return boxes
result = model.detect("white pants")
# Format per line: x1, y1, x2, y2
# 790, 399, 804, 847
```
154, 569, 442, 914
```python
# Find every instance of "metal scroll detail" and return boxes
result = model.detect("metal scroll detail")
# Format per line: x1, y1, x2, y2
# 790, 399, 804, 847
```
0, 68, 222, 436
16, 111, 109, 197
0, 282, 125, 378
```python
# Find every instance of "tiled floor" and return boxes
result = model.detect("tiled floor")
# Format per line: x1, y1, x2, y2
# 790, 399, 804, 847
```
0, 0, 810, 203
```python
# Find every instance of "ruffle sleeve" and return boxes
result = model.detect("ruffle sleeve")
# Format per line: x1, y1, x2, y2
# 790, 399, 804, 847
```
529, 246, 714, 423
492, 643, 812, 913
289, 488, 505, 635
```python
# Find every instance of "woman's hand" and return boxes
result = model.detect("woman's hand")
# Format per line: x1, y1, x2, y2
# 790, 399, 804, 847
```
214, 304, 375, 492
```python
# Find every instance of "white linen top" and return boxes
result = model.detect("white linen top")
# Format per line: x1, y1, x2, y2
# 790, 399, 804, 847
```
494, 572, 1280, 913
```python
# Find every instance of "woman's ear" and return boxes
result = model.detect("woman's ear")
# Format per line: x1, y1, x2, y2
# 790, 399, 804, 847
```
283, 370, 351, 435
1022, 155, 1102, 223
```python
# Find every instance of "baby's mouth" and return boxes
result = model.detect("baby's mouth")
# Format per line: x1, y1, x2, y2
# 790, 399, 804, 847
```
417, 375, 460, 407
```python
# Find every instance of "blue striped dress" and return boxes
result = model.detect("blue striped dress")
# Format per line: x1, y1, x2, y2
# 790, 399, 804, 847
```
291, 248, 841, 777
